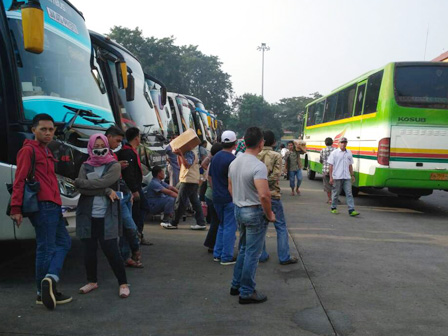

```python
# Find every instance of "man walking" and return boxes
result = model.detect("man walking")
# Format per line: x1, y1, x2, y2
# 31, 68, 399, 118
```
229, 127, 275, 304
161, 147, 207, 230
209, 130, 237, 265
258, 130, 298, 265
320, 137, 335, 203
10, 114, 72, 310
328, 137, 360, 216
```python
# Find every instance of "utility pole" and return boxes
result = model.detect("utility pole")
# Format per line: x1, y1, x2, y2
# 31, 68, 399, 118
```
257, 43, 270, 100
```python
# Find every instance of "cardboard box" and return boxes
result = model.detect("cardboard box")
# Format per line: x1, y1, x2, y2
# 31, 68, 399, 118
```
169, 128, 201, 154
294, 140, 307, 154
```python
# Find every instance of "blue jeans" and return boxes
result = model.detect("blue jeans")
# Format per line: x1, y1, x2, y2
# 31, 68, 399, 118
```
289, 169, 303, 189
259, 199, 291, 263
29, 201, 71, 293
213, 202, 237, 262
331, 179, 355, 211
120, 193, 140, 260
147, 197, 175, 217
231, 206, 268, 298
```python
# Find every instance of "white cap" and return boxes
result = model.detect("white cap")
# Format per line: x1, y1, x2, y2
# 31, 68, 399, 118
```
221, 130, 237, 143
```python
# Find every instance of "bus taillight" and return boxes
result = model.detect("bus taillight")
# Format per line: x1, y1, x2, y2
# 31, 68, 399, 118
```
378, 138, 390, 166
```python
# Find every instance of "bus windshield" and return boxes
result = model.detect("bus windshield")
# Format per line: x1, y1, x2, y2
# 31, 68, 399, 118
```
109, 55, 162, 134
395, 65, 448, 109
9, 18, 113, 128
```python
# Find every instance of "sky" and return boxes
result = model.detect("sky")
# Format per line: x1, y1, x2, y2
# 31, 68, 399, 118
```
74, 0, 448, 104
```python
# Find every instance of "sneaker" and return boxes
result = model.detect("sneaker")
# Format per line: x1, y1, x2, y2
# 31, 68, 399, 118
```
37, 292, 72, 305
349, 210, 360, 217
190, 224, 206, 230
331, 208, 339, 214
161, 223, 178, 229
280, 256, 299, 265
230, 287, 240, 296
41, 276, 56, 310
259, 255, 269, 263
160, 221, 170, 227
220, 257, 237, 266
213, 257, 221, 262
239, 290, 268, 304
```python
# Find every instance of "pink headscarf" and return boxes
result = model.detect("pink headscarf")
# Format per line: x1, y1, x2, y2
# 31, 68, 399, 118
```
85, 133, 116, 167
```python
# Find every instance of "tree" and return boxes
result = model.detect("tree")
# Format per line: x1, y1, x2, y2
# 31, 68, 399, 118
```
107, 26, 233, 117
228, 94, 283, 139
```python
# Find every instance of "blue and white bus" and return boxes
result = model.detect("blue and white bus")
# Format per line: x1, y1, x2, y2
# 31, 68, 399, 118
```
0, 0, 115, 240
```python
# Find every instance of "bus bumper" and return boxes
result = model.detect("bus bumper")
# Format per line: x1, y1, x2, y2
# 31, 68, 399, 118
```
365, 168, 448, 190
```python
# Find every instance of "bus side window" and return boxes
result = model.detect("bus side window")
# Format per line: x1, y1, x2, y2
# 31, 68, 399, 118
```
353, 83, 366, 116
364, 70, 384, 114
324, 94, 338, 123
335, 84, 356, 120
314, 100, 325, 125
306, 104, 315, 126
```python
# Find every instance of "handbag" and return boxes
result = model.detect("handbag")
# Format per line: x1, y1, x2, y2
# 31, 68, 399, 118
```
6, 146, 41, 217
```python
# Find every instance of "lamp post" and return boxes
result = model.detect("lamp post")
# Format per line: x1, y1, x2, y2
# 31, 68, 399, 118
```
257, 42, 270, 100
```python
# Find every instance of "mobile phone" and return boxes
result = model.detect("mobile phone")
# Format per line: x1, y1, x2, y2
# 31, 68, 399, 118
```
116, 191, 124, 200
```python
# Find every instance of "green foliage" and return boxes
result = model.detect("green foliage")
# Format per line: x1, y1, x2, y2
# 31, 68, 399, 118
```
108, 26, 233, 117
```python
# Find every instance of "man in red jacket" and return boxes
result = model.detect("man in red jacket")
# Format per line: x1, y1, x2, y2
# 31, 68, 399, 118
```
10, 114, 72, 310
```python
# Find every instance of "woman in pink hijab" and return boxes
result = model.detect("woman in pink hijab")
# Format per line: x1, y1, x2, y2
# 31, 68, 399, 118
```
75, 133, 130, 298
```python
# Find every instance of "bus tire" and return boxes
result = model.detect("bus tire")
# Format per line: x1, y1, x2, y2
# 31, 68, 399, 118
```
307, 168, 316, 180
352, 186, 360, 197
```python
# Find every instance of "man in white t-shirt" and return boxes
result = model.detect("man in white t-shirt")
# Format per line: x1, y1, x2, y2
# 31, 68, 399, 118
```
327, 137, 360, 216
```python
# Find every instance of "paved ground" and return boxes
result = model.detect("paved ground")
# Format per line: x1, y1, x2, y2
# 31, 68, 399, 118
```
1, 177, 447, 336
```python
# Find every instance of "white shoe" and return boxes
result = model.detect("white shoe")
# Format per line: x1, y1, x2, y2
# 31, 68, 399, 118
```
161, 223, 178, 229
190, 224, 206, 230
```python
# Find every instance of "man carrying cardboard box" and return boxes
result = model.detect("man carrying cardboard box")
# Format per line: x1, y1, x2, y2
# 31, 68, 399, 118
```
161, 138, 206, 230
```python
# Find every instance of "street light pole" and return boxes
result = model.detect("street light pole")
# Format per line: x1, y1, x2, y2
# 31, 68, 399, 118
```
257, 42, 270, 100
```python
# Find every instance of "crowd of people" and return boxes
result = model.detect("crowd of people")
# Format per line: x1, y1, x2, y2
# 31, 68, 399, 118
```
9, 113, 359, 310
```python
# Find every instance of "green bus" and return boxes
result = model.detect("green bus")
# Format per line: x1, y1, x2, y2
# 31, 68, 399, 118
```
303, 62, 448, 198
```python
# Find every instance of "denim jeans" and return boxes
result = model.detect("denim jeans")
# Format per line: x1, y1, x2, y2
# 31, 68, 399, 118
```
289, 169, 303, 189
259, 199, 291, 263
331, 179, 355, 211
204, 197, 219, 249
213, 202, 237, 262
119, 193, 140, 260
29, 201, 71, 292
147, 197, 175, 217
231, 206, 268, 298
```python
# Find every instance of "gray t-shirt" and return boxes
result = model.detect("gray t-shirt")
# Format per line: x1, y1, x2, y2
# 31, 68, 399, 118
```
91, 166, 107, 218
228, 153, 268, 207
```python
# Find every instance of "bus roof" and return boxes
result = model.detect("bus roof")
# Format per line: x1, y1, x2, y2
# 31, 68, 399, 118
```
89, 30, 140, 65
306, 61, 448, 108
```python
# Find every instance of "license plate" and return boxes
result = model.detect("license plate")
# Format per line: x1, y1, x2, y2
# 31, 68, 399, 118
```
430, 173, 448, 181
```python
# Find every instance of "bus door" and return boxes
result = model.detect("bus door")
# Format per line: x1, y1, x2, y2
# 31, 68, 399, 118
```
352, 80, 367, 177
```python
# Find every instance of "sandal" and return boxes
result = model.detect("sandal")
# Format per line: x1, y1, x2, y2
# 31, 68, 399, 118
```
119, 285, 130, 298
124, 258, 144, 268
132, 251, 142, 262
79, 283, 98, 294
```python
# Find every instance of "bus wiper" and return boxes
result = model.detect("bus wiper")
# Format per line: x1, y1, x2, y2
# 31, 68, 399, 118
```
62, 105, 102, 131
82, 117, 114, 125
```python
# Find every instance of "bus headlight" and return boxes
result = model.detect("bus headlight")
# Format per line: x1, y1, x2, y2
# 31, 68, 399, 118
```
57, 175, 79, 198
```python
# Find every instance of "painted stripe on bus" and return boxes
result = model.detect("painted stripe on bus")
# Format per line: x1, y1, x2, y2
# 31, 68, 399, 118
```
390, 148, 448, 155
305, 113, 377, 130
390, 157, 448, 163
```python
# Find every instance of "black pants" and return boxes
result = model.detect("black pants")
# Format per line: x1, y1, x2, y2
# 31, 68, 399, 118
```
82, 217, 127, 286
171, 183, 206, 226
203, 197, 219, 249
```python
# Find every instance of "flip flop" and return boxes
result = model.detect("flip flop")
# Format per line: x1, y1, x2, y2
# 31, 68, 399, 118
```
79, 283, 98, 294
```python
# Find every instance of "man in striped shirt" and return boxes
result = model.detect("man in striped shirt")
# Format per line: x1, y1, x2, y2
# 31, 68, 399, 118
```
319, 137, 335, 203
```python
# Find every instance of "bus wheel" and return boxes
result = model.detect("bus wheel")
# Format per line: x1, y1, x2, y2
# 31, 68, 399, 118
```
352, 186, 360, 197
307, 168, 316, 180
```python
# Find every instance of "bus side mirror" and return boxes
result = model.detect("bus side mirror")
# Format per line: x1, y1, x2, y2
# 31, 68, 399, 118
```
119, 62, 128, 89
161, 86, 167, 106
21, 0, 44, 54
197, 129, 202, 136
126, 73, 135, 102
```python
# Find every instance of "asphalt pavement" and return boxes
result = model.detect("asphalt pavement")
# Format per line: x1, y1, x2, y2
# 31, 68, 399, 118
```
1, 176, 447, 336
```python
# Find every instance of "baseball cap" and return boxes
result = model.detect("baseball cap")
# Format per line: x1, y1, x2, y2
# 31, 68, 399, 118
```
221, 130, 237, 143
340, 137, 348, 143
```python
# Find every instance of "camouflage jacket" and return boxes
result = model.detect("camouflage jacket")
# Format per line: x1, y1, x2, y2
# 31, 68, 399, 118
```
257, 146, 282, 199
